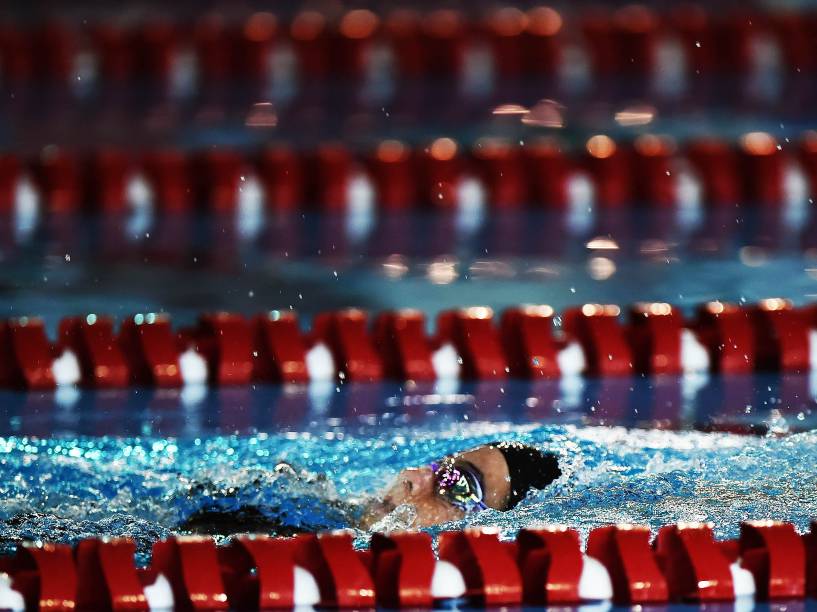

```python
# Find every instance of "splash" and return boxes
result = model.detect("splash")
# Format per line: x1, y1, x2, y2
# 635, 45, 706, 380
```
0, 424, 814, 563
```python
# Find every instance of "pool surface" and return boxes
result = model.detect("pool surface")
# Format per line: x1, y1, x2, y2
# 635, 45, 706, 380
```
2, 3, 817, 606
0, 421, 815, 569
1, 208, 816, 330
1, 207, 816, 572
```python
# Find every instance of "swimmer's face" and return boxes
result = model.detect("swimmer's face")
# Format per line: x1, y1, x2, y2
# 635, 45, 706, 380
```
360, 445, 511, 528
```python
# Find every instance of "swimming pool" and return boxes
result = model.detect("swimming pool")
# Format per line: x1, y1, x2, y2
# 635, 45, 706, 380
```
3, 2, 817, 607
1, 205, 816, 561
2, 420, 815, 570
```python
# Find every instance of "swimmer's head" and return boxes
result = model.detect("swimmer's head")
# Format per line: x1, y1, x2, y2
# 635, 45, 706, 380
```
360, 442, 560, 528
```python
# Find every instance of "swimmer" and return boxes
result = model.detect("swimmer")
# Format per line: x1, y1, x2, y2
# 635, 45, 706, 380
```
359, 441, 561, 528
181, 441, 560, 535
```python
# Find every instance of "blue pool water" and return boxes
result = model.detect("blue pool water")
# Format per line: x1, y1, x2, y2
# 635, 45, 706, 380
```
2, 375, 816, 438
5, 2, 817, 606
2, 208, 817, 331
0, 420, 815, 565
0, 209, 816, 573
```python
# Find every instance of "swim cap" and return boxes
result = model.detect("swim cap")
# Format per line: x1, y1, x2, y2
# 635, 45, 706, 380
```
491, 441, 561, 509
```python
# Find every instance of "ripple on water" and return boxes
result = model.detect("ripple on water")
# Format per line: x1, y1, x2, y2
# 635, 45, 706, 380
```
0, 424, 815, 564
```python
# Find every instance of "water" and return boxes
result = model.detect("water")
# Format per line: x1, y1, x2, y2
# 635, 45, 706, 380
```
0, 421, 815, 566
2, 208, 817, 332
2, 374, 816, 438
0, 207, 816, 579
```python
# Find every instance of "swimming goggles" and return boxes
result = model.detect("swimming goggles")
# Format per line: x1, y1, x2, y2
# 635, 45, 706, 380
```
430, 459, 488, 514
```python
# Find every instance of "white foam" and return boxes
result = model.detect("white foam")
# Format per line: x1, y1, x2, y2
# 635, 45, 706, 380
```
52, 350, 81, 386
431, 343, 461, 380
294, 565, 321, 606
178, 347, 208, 386
431, 560, 467, 600
306, 343, 336, 381
730, 561, 756, 598
680, 328, 710, 374
0, 573, 24, 612
144, 573, 174, 611
557, 341, 586, 376
578, 555, 613, 601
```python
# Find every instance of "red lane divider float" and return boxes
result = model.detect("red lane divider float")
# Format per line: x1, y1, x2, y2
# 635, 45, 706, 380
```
740, 520, 806, 600
118, 313, 182, 388
628, 302, 684, 375
695, 301, 756, 375
0, 318, 56, 390
587, 524, 668, 603
0, 133, 816, 217
374, 310, 436, 382
152, 537, 228, 609
437, 308, 508, 380
370, 532, 436, 607
59, 315, 130, 388
654, 523, 734, 601
517, 526, 585, 603
75, 539, 149, 611
438, 529, 522, 605
0, 521, 815, 610
294, 532, 376, 608
2, 6, 817, 92
563, 304, 633, 377
312, 309, 383, 383
1, 299, 815, 390
221, 536, 302, 610
501, 305, 561, 378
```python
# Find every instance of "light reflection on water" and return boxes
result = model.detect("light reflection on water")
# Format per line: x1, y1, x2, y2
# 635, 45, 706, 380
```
0, 421, 814, 567
1, 374, 815, 438
0, 373, 814, 566
0, 207, 815, 576
1, 208, 816, 333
